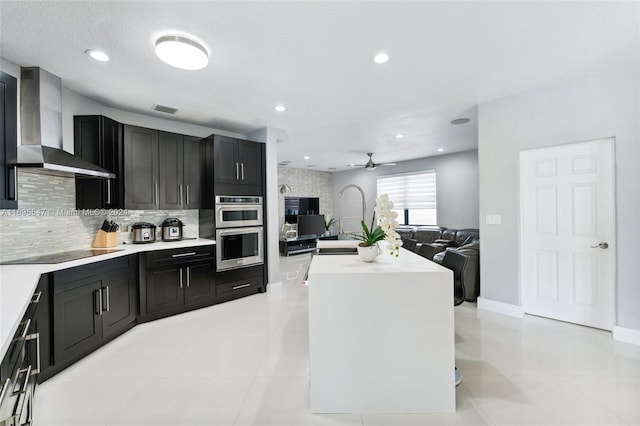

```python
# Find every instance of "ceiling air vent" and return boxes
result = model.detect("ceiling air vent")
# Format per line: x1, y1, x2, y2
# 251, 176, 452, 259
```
152, 104, 178, 114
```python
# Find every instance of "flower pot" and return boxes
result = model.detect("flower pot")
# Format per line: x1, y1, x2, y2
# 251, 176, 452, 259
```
357, 245, 379, 262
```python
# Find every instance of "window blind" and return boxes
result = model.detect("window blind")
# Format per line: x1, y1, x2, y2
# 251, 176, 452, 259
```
376, 170, 436, 210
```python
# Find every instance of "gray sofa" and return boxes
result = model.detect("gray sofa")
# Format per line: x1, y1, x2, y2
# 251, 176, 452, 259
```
398, 226, 480, 302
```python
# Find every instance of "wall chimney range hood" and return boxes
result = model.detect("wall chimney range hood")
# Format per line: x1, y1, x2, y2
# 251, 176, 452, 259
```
16, 67, 115, 179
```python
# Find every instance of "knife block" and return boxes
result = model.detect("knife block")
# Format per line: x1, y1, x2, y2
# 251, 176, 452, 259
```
92, 230, 117, 248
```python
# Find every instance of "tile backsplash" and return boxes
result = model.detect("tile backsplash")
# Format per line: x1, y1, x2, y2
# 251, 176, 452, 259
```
0, 170, 199, 262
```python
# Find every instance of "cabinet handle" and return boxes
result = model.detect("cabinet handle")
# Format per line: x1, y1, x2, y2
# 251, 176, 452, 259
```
232, 283, 251, 290
17, 319, 31, 340
171, 252, 196, 258
25, 332, 40, 375
95, 290, 102, 315
236, 162, 240, 180
17, 365, 32, 394
179, 184, 183, 206
102, 286, 110, 312
31, 292, 42, 304
186, 267, 190, 287
241, 163, 244, 180
179, 268, 184, 289
186, 184, 190, 205
106, 180, 112, 205
154, 182, 159, 207
13, 166, 18, 200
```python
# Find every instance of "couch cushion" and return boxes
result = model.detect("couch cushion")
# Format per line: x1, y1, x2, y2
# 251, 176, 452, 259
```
413, 227, 442, 243
454, 229, 479, 246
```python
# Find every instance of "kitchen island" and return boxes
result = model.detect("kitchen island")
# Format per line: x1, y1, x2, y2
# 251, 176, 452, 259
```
307, 242, 455, 413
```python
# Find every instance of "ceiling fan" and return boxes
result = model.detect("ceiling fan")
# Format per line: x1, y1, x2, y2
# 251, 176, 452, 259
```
351, 153, 397, 170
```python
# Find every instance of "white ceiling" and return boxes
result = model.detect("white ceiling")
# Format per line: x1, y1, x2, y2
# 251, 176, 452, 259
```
1, 1, 638, 171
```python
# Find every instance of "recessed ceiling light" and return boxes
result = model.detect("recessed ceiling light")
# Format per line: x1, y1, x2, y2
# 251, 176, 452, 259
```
303, 156, 310, 160
275, 105, 286, 112
395, 133, 404, 139
85, 49, 109, 62
155, 35, 208, 70
437, 148, 444, 152
374, 52, 389, 64
451, 118, 470, 125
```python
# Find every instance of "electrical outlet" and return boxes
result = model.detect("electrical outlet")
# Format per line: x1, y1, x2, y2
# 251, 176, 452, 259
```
486, 214, 502, 225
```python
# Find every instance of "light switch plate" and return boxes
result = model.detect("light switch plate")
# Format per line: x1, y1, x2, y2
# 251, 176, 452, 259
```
486, 214, 502, 225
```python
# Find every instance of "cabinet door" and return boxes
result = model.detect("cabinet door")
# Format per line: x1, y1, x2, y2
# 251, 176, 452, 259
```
0, 71, 17, 209
146, 266, 185, 314
237, 140, 262, 186
74, 116, 103, 209
101, 268, 137, 340
53, 280, 103, 366
183, 135, 202, 209
124, 125, 159, 209
101, 117, 124, 209
158, 131, 184, 210
184, 261, 214, 305
213, 135, 239, 184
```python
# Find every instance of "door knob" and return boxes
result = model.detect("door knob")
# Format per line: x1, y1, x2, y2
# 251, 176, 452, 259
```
590, 242, 609, 249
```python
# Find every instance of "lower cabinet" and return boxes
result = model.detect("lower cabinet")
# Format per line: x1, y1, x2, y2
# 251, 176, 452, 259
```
215, 265, 264, 303
51, 255, 137, 375
140, 245, 215, 322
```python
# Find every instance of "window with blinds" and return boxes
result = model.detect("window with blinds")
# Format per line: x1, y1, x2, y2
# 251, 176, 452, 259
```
376, 170, 437, 225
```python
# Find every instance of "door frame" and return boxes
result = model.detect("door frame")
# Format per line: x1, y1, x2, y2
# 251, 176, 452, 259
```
518, 138, 617, 329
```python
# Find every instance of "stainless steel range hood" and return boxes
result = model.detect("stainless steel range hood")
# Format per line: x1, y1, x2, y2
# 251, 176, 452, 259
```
17, 67, 115, 179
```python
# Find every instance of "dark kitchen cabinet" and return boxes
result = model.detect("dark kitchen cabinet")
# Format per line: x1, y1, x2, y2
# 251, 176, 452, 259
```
0, 71, 18, 209
74, 115, 124, 209
140, 245, 215, 322
124, 125, 201, 210
215, 265, 264, 303
124, 125, 159, 209
51, 256, 137, 372
213, 135, 263, 187
158, 132, 202, 209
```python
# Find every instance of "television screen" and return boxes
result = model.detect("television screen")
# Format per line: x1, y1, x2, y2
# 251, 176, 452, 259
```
284, 197, 320, 223
297, 214, 326, 237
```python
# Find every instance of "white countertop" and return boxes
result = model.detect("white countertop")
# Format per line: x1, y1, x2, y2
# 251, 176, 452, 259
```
310, 241, 451, 275
307, 244, 455, 413
0, 238, 215, 360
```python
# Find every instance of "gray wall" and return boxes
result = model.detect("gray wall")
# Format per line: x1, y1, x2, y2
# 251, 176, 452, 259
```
278, 167, 333, 232
332, 150, 479, 232
478, 63, 639, 331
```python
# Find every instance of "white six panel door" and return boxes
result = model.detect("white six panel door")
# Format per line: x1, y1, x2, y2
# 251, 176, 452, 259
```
520, 139, 616, 330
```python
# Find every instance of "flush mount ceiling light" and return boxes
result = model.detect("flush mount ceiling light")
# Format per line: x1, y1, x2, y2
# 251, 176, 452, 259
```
275, 105, 286, 112
374, 52, 389, 64
303, 155, 310, 160
85, 49, 109, 62
155, 35, 209, 70
279, 184, 292, 194
437, 148, 444, 152
451, 118, 471, 125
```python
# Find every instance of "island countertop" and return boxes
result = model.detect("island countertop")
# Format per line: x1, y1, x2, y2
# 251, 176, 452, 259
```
307, 244, 456, 413
0, 238, 216, 360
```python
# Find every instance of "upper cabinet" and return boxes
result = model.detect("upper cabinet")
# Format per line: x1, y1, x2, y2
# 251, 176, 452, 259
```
213, 135, 262, 187
74, 115, 124, 209
124, 125, 202, 210
0, 71, 18, 209
213, 135, 263, 196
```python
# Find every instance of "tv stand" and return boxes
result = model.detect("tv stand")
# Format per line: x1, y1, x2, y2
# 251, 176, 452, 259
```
279, 234, 339, 256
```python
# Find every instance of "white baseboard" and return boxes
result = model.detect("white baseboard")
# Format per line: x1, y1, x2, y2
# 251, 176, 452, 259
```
613, 325, 640, 346
477, 297, 525, 318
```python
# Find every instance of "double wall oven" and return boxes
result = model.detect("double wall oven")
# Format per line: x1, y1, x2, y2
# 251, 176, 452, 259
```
215, 196, 264, 271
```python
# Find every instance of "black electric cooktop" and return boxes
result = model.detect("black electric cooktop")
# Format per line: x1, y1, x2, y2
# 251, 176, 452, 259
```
0, 249, 124, 265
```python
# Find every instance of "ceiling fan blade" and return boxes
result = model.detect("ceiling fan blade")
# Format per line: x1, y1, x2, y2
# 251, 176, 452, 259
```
381, 162, 397, 166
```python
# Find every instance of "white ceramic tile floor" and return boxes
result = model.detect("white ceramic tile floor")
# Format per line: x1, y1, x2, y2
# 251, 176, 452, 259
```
34, 253, 640, 426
